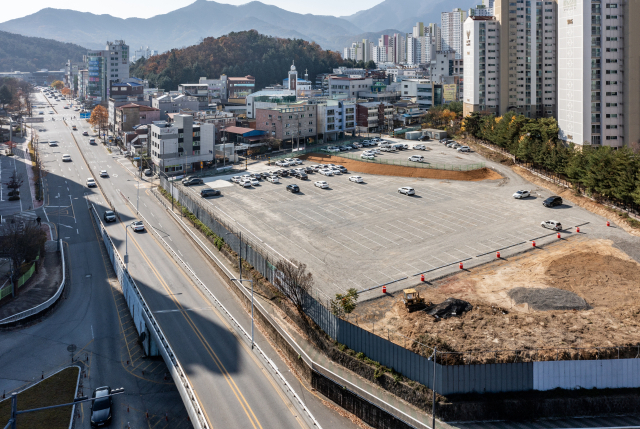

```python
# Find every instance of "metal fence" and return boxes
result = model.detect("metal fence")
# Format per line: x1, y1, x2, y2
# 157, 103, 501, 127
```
269, 140, 368, 161
335, 152, 486, 171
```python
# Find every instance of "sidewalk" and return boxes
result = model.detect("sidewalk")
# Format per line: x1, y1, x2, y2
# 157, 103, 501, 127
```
150, 188, 451, 429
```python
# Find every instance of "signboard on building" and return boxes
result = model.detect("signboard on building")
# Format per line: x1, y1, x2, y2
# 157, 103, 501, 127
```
443, 84, 457, 102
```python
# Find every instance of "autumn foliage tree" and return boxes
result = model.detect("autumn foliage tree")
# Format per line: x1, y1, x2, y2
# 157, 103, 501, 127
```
50, 80, 64, 90
88, 105, 108, 138
61, 88, 72, 98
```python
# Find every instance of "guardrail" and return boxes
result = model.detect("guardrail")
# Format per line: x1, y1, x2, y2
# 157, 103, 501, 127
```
89, 205, 209, 429
0, 240, 65, 325
334, 152, 486, 171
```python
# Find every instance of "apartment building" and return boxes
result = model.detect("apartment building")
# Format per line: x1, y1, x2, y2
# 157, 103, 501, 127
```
494, 0, 557, 118
463, 16, 501, 116
255, 102, 317, 144
105, 40, 130, 98
314, 98, 357, 141
557, 0, 640, 147
83, 40, 130, 103
152, 94, 201, 120
442, 8, 468, 59
150, 114, 215, 175
356, 102, 394, 133
400, 79, 434, 110
115, 103, 160, 135
328, 76, 374, 97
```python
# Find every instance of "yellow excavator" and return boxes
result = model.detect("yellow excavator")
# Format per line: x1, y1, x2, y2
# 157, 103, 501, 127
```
403, 288, 428, 312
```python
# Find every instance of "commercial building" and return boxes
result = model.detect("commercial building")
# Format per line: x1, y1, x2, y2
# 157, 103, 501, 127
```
313, 98, 357, 142
463, 16, 500, 116
83, 40, 130, 104
255, 101, 317, 145
149, 114, 215, 175
328, 76, 374, 97
152, 94, 201, 120
557, 0, 640, 147
227, 76, 255, 100
246, 90, 296, 119
356, 102, 394, 133
115, 103, 160, 135
442, 8, 468, 59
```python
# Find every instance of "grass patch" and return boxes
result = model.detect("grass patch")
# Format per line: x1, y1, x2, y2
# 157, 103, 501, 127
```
0, 366, 79, 429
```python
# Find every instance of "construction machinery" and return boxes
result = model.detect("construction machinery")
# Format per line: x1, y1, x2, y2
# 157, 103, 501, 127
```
403, 288, 427, 312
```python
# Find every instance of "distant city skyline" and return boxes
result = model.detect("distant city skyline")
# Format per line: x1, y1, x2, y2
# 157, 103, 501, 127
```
1, 0, 384, 24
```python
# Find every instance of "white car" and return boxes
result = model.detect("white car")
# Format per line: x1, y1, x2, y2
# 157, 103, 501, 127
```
266, 175, 280, 183
320, 169, 334, 176
361, 154, 375, 160
239, 180, 252, 188
99, 170, 108, 177
130, 220, 145, 231
48, 111, 54, 114
249, 178, 260, 186
398, 186, 415, 196
352, 142, 362, 148
230, 176, 242, 183
414, 144, 427, 150
327, 147, 340, 153
86, 178, 96, 187
370, 148, 381, 154
408, 155, 424, 162
48, 141, 58, 147
62, 154, 71, 162
314, 181, 329, 189
292, 158, 303, 165
349, 176, 363, 183
330, 168, 342, 175
513, 190, 530, 199
457, 146, 471, 152
275, 160, 290, 167
541, 220, 562, 231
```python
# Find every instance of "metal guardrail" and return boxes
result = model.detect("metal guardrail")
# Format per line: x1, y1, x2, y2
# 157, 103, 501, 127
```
89, 205, 208, 429
0, 240, 65, 325
335, 152, 486, 171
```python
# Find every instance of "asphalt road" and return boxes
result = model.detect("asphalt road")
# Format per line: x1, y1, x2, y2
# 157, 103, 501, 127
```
25, 92, 357, 429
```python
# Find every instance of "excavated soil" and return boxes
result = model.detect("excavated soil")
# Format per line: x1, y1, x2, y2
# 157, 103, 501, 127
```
351, 237, 640, 362
299, 154, 503, 181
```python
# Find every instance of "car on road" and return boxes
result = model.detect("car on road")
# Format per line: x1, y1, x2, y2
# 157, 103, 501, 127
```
48, 141, 58, 147
200, 188, 221, 197
103, 211, 116, 223
414, 144, 427, 150
130, 220, 145, 232
541, 220, 563, 231
230, 176, 242, 183
48, 111, 54, 114
408, 155, 424, 162
513, 190, 530, 199
349, 176, 363, 183
90, 386, 113, 427
182, 177, 204, 186
314, 181, 329, 189
361, 153, 375, 160
398, 186, 415, 196
266, 175, 280, 183
39, 111, 44, 115
457, 146, 471, 152
71, 124, 76, 130
62, 154, 71, 162
82, 131, 89, 136
89, 138, 96, 145
86, 178, 96, 187
100, 170, 108, 178
543, 196, 563, 207
286, 184, 300, 193
143, 169, 152, 176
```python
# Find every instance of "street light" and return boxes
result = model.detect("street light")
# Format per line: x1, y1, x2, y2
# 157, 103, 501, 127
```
231, 278, 254, 349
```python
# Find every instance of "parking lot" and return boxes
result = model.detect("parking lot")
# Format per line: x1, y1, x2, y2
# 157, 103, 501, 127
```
175, 151, 611, 302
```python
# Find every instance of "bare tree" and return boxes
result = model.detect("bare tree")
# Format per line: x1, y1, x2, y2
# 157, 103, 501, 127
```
273, 259, 313, 315
0, 220, 47, 296
5, 170, 23, 199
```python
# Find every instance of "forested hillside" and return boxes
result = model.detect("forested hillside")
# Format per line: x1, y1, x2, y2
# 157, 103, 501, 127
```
0, 30, 86, 72
129, 30, 346, 91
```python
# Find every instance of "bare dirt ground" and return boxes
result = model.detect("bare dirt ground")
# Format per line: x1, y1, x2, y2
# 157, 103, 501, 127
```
351, 236, 640, 363
300, 154, 503, 181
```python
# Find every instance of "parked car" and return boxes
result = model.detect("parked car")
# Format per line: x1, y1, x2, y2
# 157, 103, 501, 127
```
249, 178, 260, 186
130, 220, 145, 231
398, 186, 415, 196
352, 142, 362, 148
230, 176, 242, 183
275, 160, 290, 167
457, 146, 471, 152
320, 169, 334, 176
100, 170, 108, 178
266, 175, 280, 183
408, 155, 424, 162
286, 184, 300, 193
414, 144, 427, 150
297, 172, 308, 180
62, 154, 71, 162
303, 166, 314, 173
143, 169, 152, 176
278, 169, 290, 177
182, 177, 204, 186
513, 190, 530, 199
201, 188, 221, 197
239, 180, 252, 188
361, 154, 375, 160
335, 165, 347, 173
543, 196, 563, 207
418, 135, 430, 141
314, 181, 329, 189
541, 220, 563, 230
330, 168, 342, 175
103, 211, 116, 223
349, 176, 363, 183
90, 386, 113, 427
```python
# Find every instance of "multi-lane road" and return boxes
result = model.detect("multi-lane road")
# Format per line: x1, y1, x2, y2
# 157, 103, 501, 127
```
0, 91, 357, 429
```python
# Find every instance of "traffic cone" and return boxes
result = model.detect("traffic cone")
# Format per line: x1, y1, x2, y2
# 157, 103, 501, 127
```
607, 221, 610, 227
459, 262, 463, 269
420, 274, 425, 282
496, 251, 500, 259
532, 241, 536, 247
382, 285, 387, 293
557, 232, 561, 239
576, 227, 580, 233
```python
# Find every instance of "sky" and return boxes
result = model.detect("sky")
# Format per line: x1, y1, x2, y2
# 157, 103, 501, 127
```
0, 0, 382, 23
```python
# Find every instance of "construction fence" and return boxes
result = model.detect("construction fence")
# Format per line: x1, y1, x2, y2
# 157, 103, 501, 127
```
161, 179, 640, 396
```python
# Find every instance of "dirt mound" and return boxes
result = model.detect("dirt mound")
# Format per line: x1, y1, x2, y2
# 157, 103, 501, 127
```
508, 287, 590, 311
299, 154, 503, 182
427, 298, 473, 319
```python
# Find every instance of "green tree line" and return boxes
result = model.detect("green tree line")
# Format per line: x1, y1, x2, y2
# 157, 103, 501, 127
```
129, 30, 347, 91
0, 30, 86, 73
463, 111, 640, 206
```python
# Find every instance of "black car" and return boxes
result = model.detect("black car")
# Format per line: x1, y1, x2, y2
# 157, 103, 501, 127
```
182, 177, 204, 186
279, 170, 290, 177
290, 170, 300, 178
303, 166, 314, 173
418, 135, 430, 141
543, 196, 563, 207
90, 386, 112, 427
201, 188, 221, 197
286, 184, 300, 193
297, 172, 308, 180
103, 210, 116, 222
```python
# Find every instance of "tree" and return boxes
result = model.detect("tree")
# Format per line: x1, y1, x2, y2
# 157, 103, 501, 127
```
50, 80, 64, 90
0, 220, 47, 296
0, 85, 12, 108
61, 88, 72, 97
4, 170, 23, 199
88, 105, 109, 138
330, 288, 359, 317
365, 60, 376, 70
273, 259, 314, 315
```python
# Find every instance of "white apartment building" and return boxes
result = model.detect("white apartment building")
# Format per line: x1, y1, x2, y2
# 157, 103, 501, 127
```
328, 76, 373, 97
314, 98, 357, 141
442, 8, 468, 59
105, 40, 129, 99
131, 46, 158, 62
557, 0, 640, 147
463, 16, 501, 115
469, 4, 493, 16
406, 35, 418, 65
400, 79, 434, 110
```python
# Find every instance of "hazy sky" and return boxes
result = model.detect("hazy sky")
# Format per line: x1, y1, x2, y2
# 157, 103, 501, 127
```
0, 0, 381, 23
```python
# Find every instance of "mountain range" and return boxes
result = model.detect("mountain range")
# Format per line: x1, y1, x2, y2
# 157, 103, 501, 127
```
0, 0, 479, 53
0, 30, 86, 72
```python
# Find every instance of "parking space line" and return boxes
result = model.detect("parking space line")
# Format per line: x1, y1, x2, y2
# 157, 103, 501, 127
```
385, 222, 424, 240
370, 225, 405, 245
328, 236, 359, 255
351, 230, 387, 249
341, 233, 376, 252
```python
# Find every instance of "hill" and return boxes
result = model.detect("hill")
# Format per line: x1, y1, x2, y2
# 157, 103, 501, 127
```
0, 30, 87, 72
342, 0, 478, 32
129, 30, 346, 91
0, 0, 364, 52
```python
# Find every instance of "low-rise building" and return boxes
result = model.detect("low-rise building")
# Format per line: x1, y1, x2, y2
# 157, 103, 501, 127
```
115, 103, 160, 135
356, 102, 394, 133
152, 94, 201, 121
328, 76, 374, 98
314, 98, 357, 142
255, 101, 317, 145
